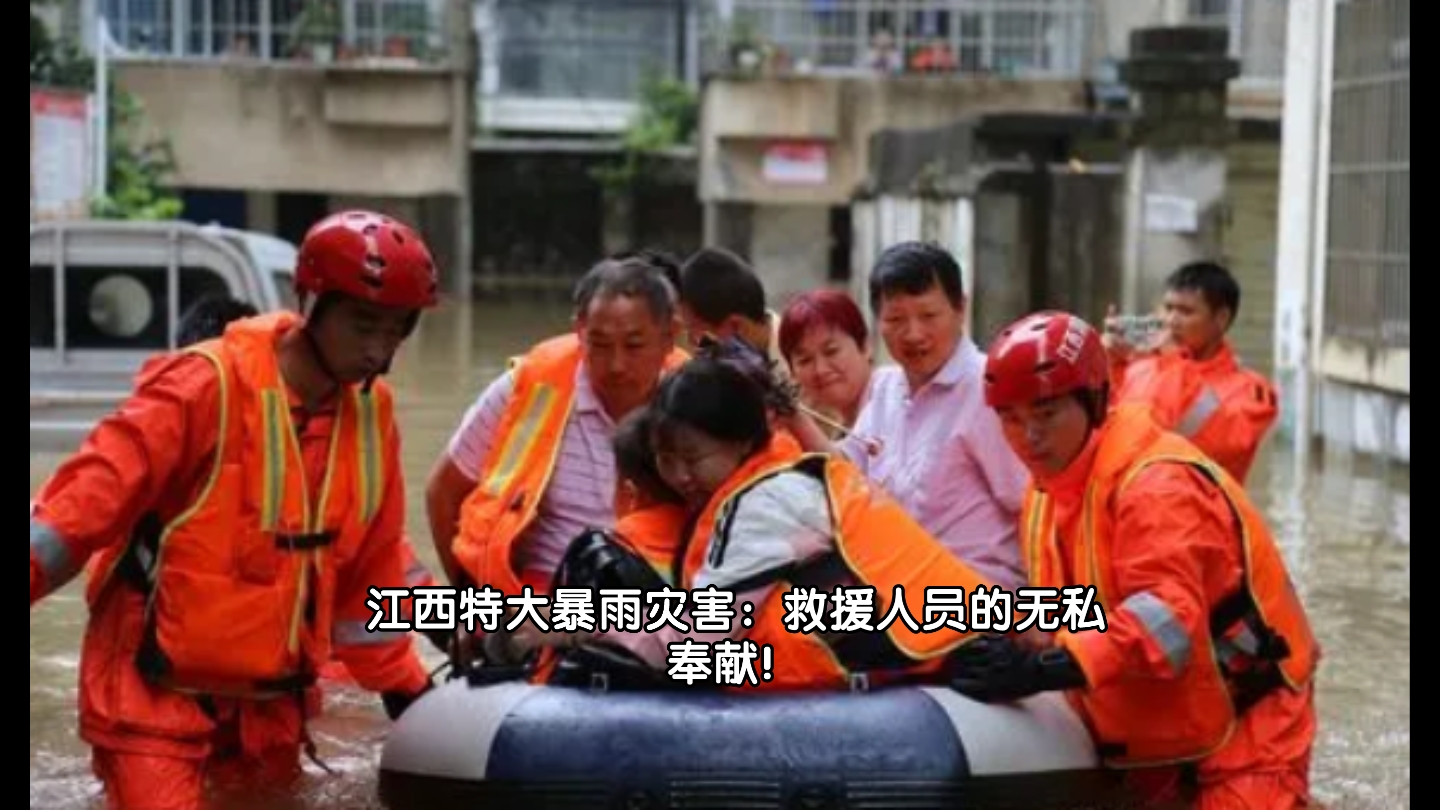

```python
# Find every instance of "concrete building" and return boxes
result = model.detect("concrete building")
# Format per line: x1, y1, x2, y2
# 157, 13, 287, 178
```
81, 0, 476, 294
74, 0, 1303, 327
75, 0, 709, 297
1274, 0, 1409, 465
695, 0, 1288, 348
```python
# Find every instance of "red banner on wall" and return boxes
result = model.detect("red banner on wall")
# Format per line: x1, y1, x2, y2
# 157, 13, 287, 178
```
762, 141, 829, 186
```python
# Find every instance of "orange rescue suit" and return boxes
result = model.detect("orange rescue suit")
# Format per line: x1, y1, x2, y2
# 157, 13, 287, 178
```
1113, 342, 1279, 483
320, 538, 437, 686
679, 436, 992, 690
451, 335, 689, 596
29, 313, 429, 804
1020, 404, 1319, 781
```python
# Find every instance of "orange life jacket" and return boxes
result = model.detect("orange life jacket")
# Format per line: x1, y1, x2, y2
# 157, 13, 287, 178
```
451, 335, 688, 596
614, 502, 690, 586
1116, 344, 1278, 483
681, 436, 990, 691
85, 313, 392, 700
1021, 405, 1319, 768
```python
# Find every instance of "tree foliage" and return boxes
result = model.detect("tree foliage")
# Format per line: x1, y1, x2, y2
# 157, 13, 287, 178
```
592, 73, 700, 194
30, 2, 184, 220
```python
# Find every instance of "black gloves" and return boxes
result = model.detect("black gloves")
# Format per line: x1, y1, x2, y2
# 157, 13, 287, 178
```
381, 679, 434, 721
947, 634, 1088, 704
554, 529, 669, 593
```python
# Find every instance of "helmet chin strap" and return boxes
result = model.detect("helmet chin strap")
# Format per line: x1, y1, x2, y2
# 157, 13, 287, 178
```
298, 293, 345, 401
1080, 385, 1110, 433
364, 356, 393, 394
297, 294, 418, 396
362, 310, 420, 393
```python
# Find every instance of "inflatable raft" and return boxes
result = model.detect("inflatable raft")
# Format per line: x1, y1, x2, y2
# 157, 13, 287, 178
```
379, 676, 1140, 809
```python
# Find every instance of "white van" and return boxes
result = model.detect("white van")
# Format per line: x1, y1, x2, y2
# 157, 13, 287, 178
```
30, 219, 299, 454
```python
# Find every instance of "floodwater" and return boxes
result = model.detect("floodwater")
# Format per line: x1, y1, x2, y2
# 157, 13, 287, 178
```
30, 300, 1410, 810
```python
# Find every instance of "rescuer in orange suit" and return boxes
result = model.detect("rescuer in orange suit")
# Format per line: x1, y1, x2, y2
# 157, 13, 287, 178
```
1105, 261, 1280, 484
951, 310, 1320, 809
173, 292, 446, 691
30, 210, 441, 810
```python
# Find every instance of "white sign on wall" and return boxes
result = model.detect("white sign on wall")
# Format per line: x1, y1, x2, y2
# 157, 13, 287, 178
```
1143, 193, 1200, 234
31, 88, 93, 222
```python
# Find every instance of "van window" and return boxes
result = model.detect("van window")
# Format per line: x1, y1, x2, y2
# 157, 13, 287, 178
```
31, 266, 57, 348
61, 265, 235, 350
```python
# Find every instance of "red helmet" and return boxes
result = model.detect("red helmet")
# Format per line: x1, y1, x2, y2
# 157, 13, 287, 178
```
984, 311, 1108, 409
294, 211, 439, 311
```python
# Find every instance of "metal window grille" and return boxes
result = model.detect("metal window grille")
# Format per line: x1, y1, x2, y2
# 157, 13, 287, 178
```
100, 0, 445, 62
701, 0, 1093, 79
1322, 0, 1409, 349
493, 0, 686, 101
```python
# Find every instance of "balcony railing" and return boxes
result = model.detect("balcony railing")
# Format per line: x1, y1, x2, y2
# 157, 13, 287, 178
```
98, 0, 448, 64
701, 0, 1093, 80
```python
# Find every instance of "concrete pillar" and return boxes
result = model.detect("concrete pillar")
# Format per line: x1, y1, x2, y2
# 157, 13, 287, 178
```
703, 202, 755, 258
973, 191, 1027, 344
448, 0, 476, 299
328, 195, 423, 228
602, 190, 636, 257
451, 186, 474, 299
750, 204, 830, 308
1118, 26, 1240, 315
1273, 0, 1331, 466
245, 192, 278, 235
419, 196, 460, 291
703, 202, 828, 309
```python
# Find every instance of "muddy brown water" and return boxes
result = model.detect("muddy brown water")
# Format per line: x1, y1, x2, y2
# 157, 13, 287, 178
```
30, 301, 1409, 809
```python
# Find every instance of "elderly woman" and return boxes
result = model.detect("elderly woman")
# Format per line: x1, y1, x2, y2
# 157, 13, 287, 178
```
777, 289, 876, 438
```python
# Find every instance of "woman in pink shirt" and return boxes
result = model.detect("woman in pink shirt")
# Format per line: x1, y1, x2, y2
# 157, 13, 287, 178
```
778, 289, 876, 439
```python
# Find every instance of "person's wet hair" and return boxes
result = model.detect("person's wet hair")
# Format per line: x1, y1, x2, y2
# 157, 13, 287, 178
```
868, 241, 964, 315
611, 248, 683, 304
650, 356, 771, 454
1166, 261, 1240, 320
572, 255, 677, 326
613, 406, 684, 506
177, 294, 259, 347
679, 248, 768, 325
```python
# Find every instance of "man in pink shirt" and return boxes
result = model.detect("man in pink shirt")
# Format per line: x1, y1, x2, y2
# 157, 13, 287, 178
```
839, 242, 1029, 591
426, 256, 684, 591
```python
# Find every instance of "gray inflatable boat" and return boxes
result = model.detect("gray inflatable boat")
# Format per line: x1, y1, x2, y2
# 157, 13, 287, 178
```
378, 677, 1144, 809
